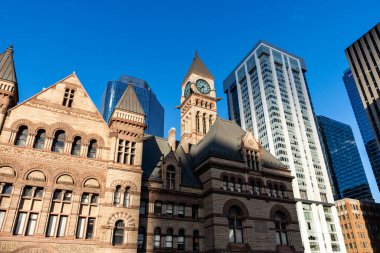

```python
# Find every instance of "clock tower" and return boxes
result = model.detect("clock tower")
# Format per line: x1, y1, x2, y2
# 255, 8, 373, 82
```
180, 52, 218, 145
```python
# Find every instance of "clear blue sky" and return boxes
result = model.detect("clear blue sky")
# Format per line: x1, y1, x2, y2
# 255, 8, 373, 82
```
1, 0, 380, 201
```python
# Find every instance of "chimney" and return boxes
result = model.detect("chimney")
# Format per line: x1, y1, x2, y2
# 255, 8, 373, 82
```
168, 128, 176, 151
180, 131, 191, 153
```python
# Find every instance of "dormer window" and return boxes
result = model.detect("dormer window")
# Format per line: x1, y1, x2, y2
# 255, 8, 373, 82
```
166, 166, 175, 190
62, 88, 75, 107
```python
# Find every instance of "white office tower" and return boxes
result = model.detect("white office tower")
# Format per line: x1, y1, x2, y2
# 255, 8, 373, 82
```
224, 41, 346, 253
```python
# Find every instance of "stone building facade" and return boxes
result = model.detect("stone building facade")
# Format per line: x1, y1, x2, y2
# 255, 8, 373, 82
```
0, 46, 303, 253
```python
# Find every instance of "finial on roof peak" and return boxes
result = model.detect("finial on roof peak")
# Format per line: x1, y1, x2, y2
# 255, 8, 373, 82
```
6, 44, 14, 52
195, 50, 198, 58
128, 79, 133, 86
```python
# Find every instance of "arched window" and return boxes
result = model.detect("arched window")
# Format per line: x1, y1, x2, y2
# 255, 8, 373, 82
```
255, 181, 261, 195
165, 228, 173, 248
267, 183, 273, 197
222, 176, 228, 191
15, 125, 28, 146
137, 226, 145, 251
71, 136, 81, 156
196, 112, 200, 133
112, 220, 124, 245
114, 185, 121, 206
228, 206, 243, 243
273, 185, 278, 198
275, 212, 289, 246
248, 180, 254, 194
87, 139, 97, 159
123, 186, 130, 208
280, 186, 286, 198
209, 115, 213, 129
154, 227, 161, 248
193, 230, 200, 251
178, 229, 185, 250
52, 130, 66, 153
229, 177, 236, 191
237, 178, 243, 192
166, 166, 175, 190
33, 129, 46, 149
202, 113, 206, 134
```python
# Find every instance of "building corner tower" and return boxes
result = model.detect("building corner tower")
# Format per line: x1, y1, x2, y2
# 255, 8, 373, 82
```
0, 45, 18, 131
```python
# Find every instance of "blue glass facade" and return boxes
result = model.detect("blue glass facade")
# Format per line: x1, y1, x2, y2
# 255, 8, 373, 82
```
101, 75, 164, 137
317, 115, 373, 201
343, 69, 380, 192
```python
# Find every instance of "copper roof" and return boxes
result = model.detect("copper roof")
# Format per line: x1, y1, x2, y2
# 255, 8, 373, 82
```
115, 83, 145, 115
0, 46, 17, 83
182, 51, 214, 84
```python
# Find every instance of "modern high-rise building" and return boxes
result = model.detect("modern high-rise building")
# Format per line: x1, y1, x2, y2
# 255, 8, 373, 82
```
317, 115, 373, 201
343, 68, 380, 191
101, 75, 164, 137
336, 198, 380, 253
224, 41, 345, 252
345, 23, 380, 151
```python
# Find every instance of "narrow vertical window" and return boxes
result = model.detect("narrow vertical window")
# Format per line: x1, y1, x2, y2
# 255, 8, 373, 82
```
229, 177, 236, 191
237, 179, 242, 192
248, 180, 254, 194
62, 88, 75, 107
165, 228, 173, 248
15, 126, 28, 146
76, 192, 98, 239
71, 136, 81, 156
275, 212, 289, 246
228, 206, 243, 243
154, 227, 161, 248
154, 201, 162, 214
52, 130, 66, 153
87, 139, 97, 159
192, 205, 199, 219
193, 230, 200, 251
33, 129, 46, 149
196, 112, 200, 132
178, 229, 185, 250
177, 204, 185, 218
166, 166, 175, 190
139, 199, 146, 215
166, 203, 173, 216
114, 185, 121, 206
202, 113, 207, 134
123, 187, 130, 208
138, 226, 145, 251
209, 115, 213, 129
112, 220, 124, 245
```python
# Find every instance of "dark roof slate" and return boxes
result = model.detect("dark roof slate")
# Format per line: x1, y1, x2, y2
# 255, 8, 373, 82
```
141, 118, 286, 188
115, 84, 145, 115
0, 46, 17, 83
182, 52, 214, 84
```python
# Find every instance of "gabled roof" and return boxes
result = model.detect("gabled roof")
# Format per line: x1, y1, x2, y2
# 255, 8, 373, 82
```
115, 83, 145, 115
182, 51, 214, 84
0, 45, 17, 83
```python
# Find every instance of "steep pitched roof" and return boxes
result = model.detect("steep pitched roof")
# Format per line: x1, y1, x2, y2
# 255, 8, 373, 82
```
0, 46, 17, 83
190, 118, 287, 169
182, 51, 214, 84
115, 83, 145, 115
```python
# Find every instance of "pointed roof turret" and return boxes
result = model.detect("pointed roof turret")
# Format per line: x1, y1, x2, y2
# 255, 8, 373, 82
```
115, 82, 145, 115
0, 45, 17, 83
182, 51, 214, 84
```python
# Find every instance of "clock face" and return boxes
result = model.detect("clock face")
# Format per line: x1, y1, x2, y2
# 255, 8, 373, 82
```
184, 81, 191, 98
195, 79, 211, 94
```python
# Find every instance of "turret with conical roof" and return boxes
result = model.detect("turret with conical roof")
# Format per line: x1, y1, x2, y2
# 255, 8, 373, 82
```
0, 45, 18, 131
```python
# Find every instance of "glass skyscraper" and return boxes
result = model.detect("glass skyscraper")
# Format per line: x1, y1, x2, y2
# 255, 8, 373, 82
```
101, 75, 164, 137
317, 115, 373, 201
224, 41, 345, 253
343, 69, 380, 192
